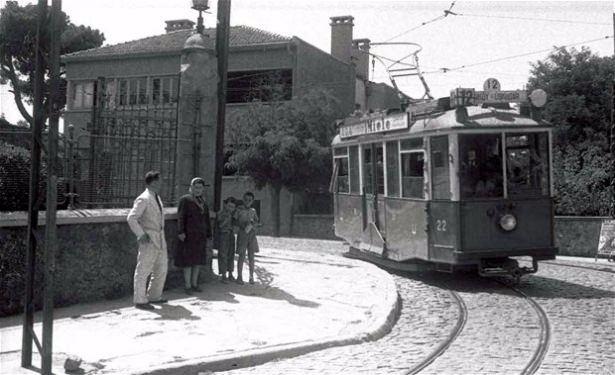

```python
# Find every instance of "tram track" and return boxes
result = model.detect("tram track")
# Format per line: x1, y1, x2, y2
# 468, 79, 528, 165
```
495, 280, 551, 375
406, 289, 467, 375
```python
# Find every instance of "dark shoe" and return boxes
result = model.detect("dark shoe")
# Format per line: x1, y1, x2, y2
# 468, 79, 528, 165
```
220, 276, 228, 284
228, 274, 236, 282
249, 277, 255, 285
236, 277, 244, 285
191, 286, 203, 293
184, 287, 193, 295
135, 303, 155, 310
149, 299, 167, 304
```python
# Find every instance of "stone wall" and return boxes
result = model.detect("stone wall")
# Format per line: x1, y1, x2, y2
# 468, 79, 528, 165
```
554, 216, 608, 258
291, 214, 336, 240
0, 209, 183, 317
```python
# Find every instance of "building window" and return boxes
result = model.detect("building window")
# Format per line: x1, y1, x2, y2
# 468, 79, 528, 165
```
70, 81, 94, 109
227, 69, 293, 103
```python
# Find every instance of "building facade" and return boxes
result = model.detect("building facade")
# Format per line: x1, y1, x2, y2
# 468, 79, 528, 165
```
60, 16, 401, 235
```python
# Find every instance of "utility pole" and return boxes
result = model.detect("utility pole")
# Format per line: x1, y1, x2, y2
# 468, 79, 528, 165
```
22, 0, 47, 368
214, 0, 231, 213
611, 10, 614, 217
41, 0, 61, 373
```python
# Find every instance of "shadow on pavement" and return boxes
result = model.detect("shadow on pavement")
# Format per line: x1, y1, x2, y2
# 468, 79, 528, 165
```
394, 269, 615, 300
258, 254, 357, 269
219, 265, 320, 308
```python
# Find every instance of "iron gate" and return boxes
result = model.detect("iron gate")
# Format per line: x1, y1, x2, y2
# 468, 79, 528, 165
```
72, 78, 184, 208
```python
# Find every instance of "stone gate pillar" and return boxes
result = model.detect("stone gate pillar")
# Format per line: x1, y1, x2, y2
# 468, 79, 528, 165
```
176, 32, 219, 204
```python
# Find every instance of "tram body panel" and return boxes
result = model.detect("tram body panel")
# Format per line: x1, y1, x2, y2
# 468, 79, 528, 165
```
459, 198, 553, 252
333, 194, 363, 246
427, 201, 460, 263
384, 198, 428, 261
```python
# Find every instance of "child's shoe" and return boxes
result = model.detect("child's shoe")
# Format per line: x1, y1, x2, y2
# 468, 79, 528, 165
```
236, 277, 244, 285
228, 274, 236, 282
249, 277, 255, 285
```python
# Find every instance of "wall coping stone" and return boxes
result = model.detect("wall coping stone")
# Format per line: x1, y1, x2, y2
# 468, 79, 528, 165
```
556, 216, 611, 221
0, 208, 178, 228
294, 214, 334, 219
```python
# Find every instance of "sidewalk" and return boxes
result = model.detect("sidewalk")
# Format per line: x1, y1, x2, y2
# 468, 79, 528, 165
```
0, 247, 399, 375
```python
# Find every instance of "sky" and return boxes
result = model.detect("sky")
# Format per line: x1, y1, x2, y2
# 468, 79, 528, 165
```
0, 0, 613, 125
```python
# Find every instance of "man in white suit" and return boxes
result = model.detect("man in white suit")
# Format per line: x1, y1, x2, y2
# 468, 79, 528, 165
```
127, 171, 168, 310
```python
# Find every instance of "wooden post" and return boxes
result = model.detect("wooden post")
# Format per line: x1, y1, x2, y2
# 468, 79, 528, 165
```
214, 0, 231, 213
40, 0, 61, 373
22, 0, 47, 367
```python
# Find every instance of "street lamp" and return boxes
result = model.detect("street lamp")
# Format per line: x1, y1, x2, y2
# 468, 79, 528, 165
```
192, 0, 210, 34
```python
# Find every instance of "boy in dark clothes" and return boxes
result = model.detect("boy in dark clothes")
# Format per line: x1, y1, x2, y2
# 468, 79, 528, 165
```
217, 196, 237, 283
235, 192, 260, 285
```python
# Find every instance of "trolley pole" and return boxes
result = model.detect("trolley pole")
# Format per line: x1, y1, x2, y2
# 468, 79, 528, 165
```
214, 0, 231, 213
21, 0, 47, 367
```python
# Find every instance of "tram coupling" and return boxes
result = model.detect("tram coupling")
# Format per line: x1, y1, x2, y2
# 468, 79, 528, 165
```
478, 257, 539, 284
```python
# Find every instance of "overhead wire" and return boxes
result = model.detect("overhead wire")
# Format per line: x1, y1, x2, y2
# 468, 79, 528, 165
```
382, 1, 457, 42
436, 35, 613, 73
455, 12, 610, 26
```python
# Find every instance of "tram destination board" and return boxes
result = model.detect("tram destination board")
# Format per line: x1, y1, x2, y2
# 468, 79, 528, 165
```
339, 112, 409, 139
450, 88, 528, 107
596, 219, 615, 260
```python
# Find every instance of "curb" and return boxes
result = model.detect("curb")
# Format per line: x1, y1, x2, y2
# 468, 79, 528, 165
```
141, 261, 401, 375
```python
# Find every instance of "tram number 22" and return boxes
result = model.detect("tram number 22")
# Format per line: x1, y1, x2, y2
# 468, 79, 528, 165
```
435, 219, 447, 232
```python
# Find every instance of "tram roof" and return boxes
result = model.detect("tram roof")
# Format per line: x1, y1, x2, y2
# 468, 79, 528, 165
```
333, 105, 551, 146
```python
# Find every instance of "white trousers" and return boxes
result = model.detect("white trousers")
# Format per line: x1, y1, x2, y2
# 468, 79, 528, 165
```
133, 239, 168, 304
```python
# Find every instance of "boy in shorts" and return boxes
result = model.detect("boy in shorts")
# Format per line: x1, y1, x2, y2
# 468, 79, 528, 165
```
235, 192, 259, 285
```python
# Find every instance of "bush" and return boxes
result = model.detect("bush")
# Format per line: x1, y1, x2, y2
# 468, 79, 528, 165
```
0, 141, 46, 212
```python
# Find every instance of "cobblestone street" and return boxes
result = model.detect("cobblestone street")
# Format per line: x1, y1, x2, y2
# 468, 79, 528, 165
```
220, 240, 615, 375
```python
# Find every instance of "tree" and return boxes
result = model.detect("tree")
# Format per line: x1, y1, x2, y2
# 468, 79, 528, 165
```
0, 2, 104, 126
528, 47, 614, 216
228, 87, 341, 236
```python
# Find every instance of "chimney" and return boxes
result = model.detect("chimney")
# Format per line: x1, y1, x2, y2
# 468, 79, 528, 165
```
352, 38, 370, 81
165, 19, 195, 33
330, 15, 354, 65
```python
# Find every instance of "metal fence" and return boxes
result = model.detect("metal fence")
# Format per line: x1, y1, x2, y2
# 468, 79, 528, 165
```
0, 89, 191, 211
73, 101, 182, 208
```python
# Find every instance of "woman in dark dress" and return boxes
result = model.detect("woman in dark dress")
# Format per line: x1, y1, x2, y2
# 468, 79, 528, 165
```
176, 177, 211, 294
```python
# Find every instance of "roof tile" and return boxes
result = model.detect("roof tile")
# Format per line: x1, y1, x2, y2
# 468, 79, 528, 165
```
63, 25, 290, 60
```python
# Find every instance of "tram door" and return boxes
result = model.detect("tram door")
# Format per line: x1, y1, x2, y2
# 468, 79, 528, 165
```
361, 143, 385, 255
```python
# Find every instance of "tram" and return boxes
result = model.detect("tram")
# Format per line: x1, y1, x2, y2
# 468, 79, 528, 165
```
331, 79, 557, 281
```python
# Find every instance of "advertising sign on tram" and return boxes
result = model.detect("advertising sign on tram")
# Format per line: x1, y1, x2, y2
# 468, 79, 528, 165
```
339, 112, 409, 139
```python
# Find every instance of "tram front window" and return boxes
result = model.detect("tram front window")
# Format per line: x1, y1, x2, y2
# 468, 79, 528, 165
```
506, 133, 549, 197
459, 134, 503, 199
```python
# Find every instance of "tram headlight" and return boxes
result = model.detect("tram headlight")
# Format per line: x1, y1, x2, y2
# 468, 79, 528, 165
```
499, 214, 517, 232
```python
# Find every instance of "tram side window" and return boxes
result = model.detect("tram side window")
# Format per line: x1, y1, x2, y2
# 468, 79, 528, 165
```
386, 141, 400, 197
459, 134, 503, 199
401, 152, 424, 199
376, 144, 385, 195
363, 146, 373, 194
431, 136, 451, 200
349, 146, 360, 194
506, 132, 549, 197
334, 157, 350, 193
333, 147, 349, 193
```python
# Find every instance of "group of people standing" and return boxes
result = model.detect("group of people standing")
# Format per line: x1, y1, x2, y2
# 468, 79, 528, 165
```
127, 171, 260, 310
